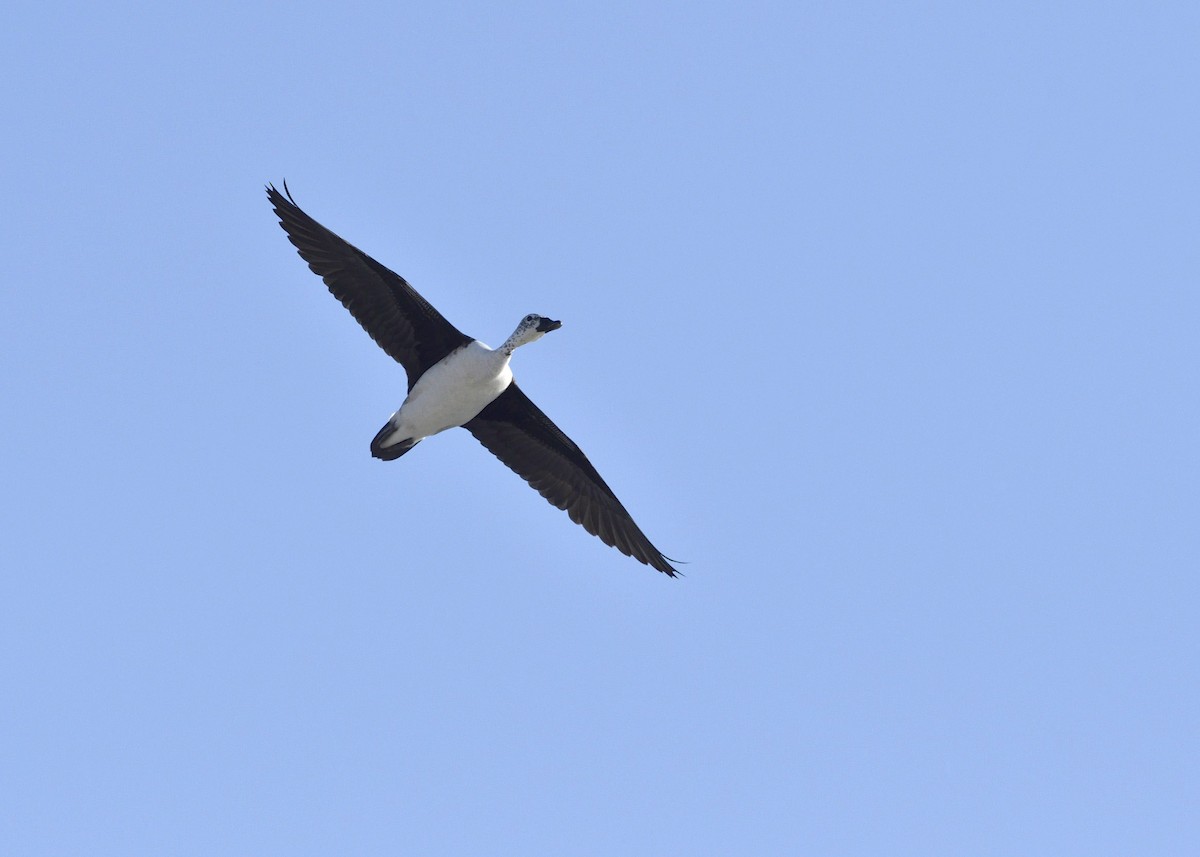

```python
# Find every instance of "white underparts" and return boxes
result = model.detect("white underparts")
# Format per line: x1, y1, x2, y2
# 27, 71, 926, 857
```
382, 341, 512, 444
381, 317, 550, 447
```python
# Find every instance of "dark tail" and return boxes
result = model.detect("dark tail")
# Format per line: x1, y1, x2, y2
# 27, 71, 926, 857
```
370, 422, 420, 461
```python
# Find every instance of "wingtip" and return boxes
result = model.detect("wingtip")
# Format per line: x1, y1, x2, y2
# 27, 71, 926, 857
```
657, 557, 685, 578
641, 550, 684, 578
265, 180, 298, 206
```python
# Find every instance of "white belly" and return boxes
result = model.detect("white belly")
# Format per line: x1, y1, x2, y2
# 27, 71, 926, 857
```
390, 341, 512, 441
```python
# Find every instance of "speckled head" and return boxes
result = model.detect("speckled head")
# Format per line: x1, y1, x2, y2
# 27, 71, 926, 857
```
517, 313, 562, 339
502, 314, 563, 354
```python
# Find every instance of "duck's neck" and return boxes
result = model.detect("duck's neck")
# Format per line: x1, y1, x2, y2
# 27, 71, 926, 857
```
498, 329, 528, 356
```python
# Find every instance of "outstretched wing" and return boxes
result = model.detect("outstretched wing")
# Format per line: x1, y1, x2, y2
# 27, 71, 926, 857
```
464, 383, 679, 576
267, 183, 471, 388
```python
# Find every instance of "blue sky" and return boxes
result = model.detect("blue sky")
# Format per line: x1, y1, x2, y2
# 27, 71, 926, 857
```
3, 1, 1197, 854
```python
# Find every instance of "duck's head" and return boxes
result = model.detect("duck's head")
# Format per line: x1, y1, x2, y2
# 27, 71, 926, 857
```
512, 313, 562, 345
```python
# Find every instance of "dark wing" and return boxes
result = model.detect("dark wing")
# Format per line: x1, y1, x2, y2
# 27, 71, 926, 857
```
464, 383, 679, 576
267, 183, 472, 388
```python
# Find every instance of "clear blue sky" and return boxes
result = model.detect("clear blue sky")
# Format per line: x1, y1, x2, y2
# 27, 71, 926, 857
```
3, 2, 1197, 854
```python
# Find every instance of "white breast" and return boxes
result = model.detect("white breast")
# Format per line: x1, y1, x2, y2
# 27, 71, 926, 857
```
389, 341, 513, 441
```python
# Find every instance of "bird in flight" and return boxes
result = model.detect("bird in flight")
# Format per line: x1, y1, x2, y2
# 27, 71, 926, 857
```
267, 184, 679, 576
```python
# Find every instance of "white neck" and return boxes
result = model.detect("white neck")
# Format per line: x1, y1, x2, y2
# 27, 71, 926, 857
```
499, 321, 544, 356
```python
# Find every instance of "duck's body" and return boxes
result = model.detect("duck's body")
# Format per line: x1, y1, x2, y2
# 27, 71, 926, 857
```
267, 183, 678, 576
372, 317, 559, 458
371, 341, 507, 457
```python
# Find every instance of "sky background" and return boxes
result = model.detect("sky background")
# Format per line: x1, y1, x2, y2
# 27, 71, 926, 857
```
2, 1, 1198, 854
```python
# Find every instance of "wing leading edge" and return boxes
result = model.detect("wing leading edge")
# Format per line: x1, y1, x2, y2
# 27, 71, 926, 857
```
465, 383, 680, 576
267, 183, 471, 388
